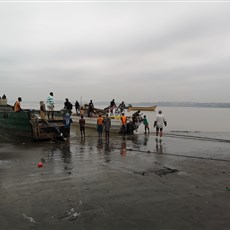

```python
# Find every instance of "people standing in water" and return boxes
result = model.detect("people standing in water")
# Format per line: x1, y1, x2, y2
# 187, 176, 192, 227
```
120, 112, 127, 135
39, 101, 46, 125
63, 113, 73, 138
88, 100, 94, 117
80, 106, 84, 116
97, 114, 104, 137
103, 113, 111, 141
46, 92, 54, 119
143, 115, 150, 134
154, 110, 167, 138
79, 115, 86, 137
14, 97, 22, 112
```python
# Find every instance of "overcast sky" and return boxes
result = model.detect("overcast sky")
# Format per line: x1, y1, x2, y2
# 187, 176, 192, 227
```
1, 1, 230, 104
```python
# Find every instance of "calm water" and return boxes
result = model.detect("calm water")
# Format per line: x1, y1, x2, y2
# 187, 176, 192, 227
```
11, 100, 230, 133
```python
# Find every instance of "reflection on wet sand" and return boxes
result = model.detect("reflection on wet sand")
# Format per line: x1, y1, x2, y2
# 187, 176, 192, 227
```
144, 133, 149, 145
60, 143, 71, 163
97, 137, 103, 153
80, 136, 85, 145
155, 138, 163, 154
104, 141, 112, 152
120, 142, 127, 156
103, 141, 112, 163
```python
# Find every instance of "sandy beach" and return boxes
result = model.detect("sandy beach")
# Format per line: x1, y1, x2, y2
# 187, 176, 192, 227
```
0, 127, 230, 230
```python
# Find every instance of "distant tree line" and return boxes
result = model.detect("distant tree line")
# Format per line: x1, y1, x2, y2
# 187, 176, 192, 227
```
93, 101, 230, 109
148, 102, 230, 108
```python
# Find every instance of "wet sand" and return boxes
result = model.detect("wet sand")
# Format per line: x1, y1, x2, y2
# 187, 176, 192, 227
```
0, 127, 230, 230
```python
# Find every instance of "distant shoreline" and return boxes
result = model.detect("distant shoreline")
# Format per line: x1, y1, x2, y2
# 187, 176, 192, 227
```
7, 100, 230, 109
95, 101, 230, 109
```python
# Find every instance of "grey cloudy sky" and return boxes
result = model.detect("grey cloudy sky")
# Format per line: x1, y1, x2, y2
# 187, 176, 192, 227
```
1, 1, 230, 104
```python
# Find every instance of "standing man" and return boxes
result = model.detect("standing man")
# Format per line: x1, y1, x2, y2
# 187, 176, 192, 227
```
64, 98, 73, 114
47, 92, 54, 119
63, 113, 73, 139
103, 113, 111, 141
120, 112, 127, 135
110, 99, 116, 115
79, 115, 86, 137
118, 101, 126, 113
88, 100, 94, 117
97, 114, 104, 137
75, 100, 80, 115
39, 101, 46, 125
154, 110, 167, 138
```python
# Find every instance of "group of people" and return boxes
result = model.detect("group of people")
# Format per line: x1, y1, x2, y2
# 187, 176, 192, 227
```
96, 114, 111, 141
69, 108, 167, 141
108, 99, 126, 115
141, 110, 167, 138
84, 99, 126, 118
0, 94, 6, 99
12, 93, 167, 139
76, 113, 111, 141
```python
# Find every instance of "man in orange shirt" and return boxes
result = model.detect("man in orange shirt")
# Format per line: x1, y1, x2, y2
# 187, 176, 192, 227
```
97, 114, 104, 137
121, 113, 127, 134
14, 97, 22, 112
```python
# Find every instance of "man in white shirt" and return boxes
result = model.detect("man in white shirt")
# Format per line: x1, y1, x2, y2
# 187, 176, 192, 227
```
46, 92, 54, 119
154, 110, 167, 138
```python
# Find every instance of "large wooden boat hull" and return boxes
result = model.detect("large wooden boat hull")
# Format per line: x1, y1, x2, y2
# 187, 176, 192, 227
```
72, 115, 122, 132
0, 104, 68, 141
127, 105, 157, 112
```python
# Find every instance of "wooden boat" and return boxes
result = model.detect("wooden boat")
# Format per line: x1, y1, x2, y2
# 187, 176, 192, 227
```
127, 105, 157, 112
73, 105, 122, 131
72, 114, 122, 132
0, 99, 68, 141
72, 106, 140, 133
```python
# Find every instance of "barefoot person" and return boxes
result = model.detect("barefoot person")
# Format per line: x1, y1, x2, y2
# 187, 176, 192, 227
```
103, 113, 111, 141
97, 114, 104, 137
154, 110, 167, 138
79, 115, 86, 137
143, 115, 150, 134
